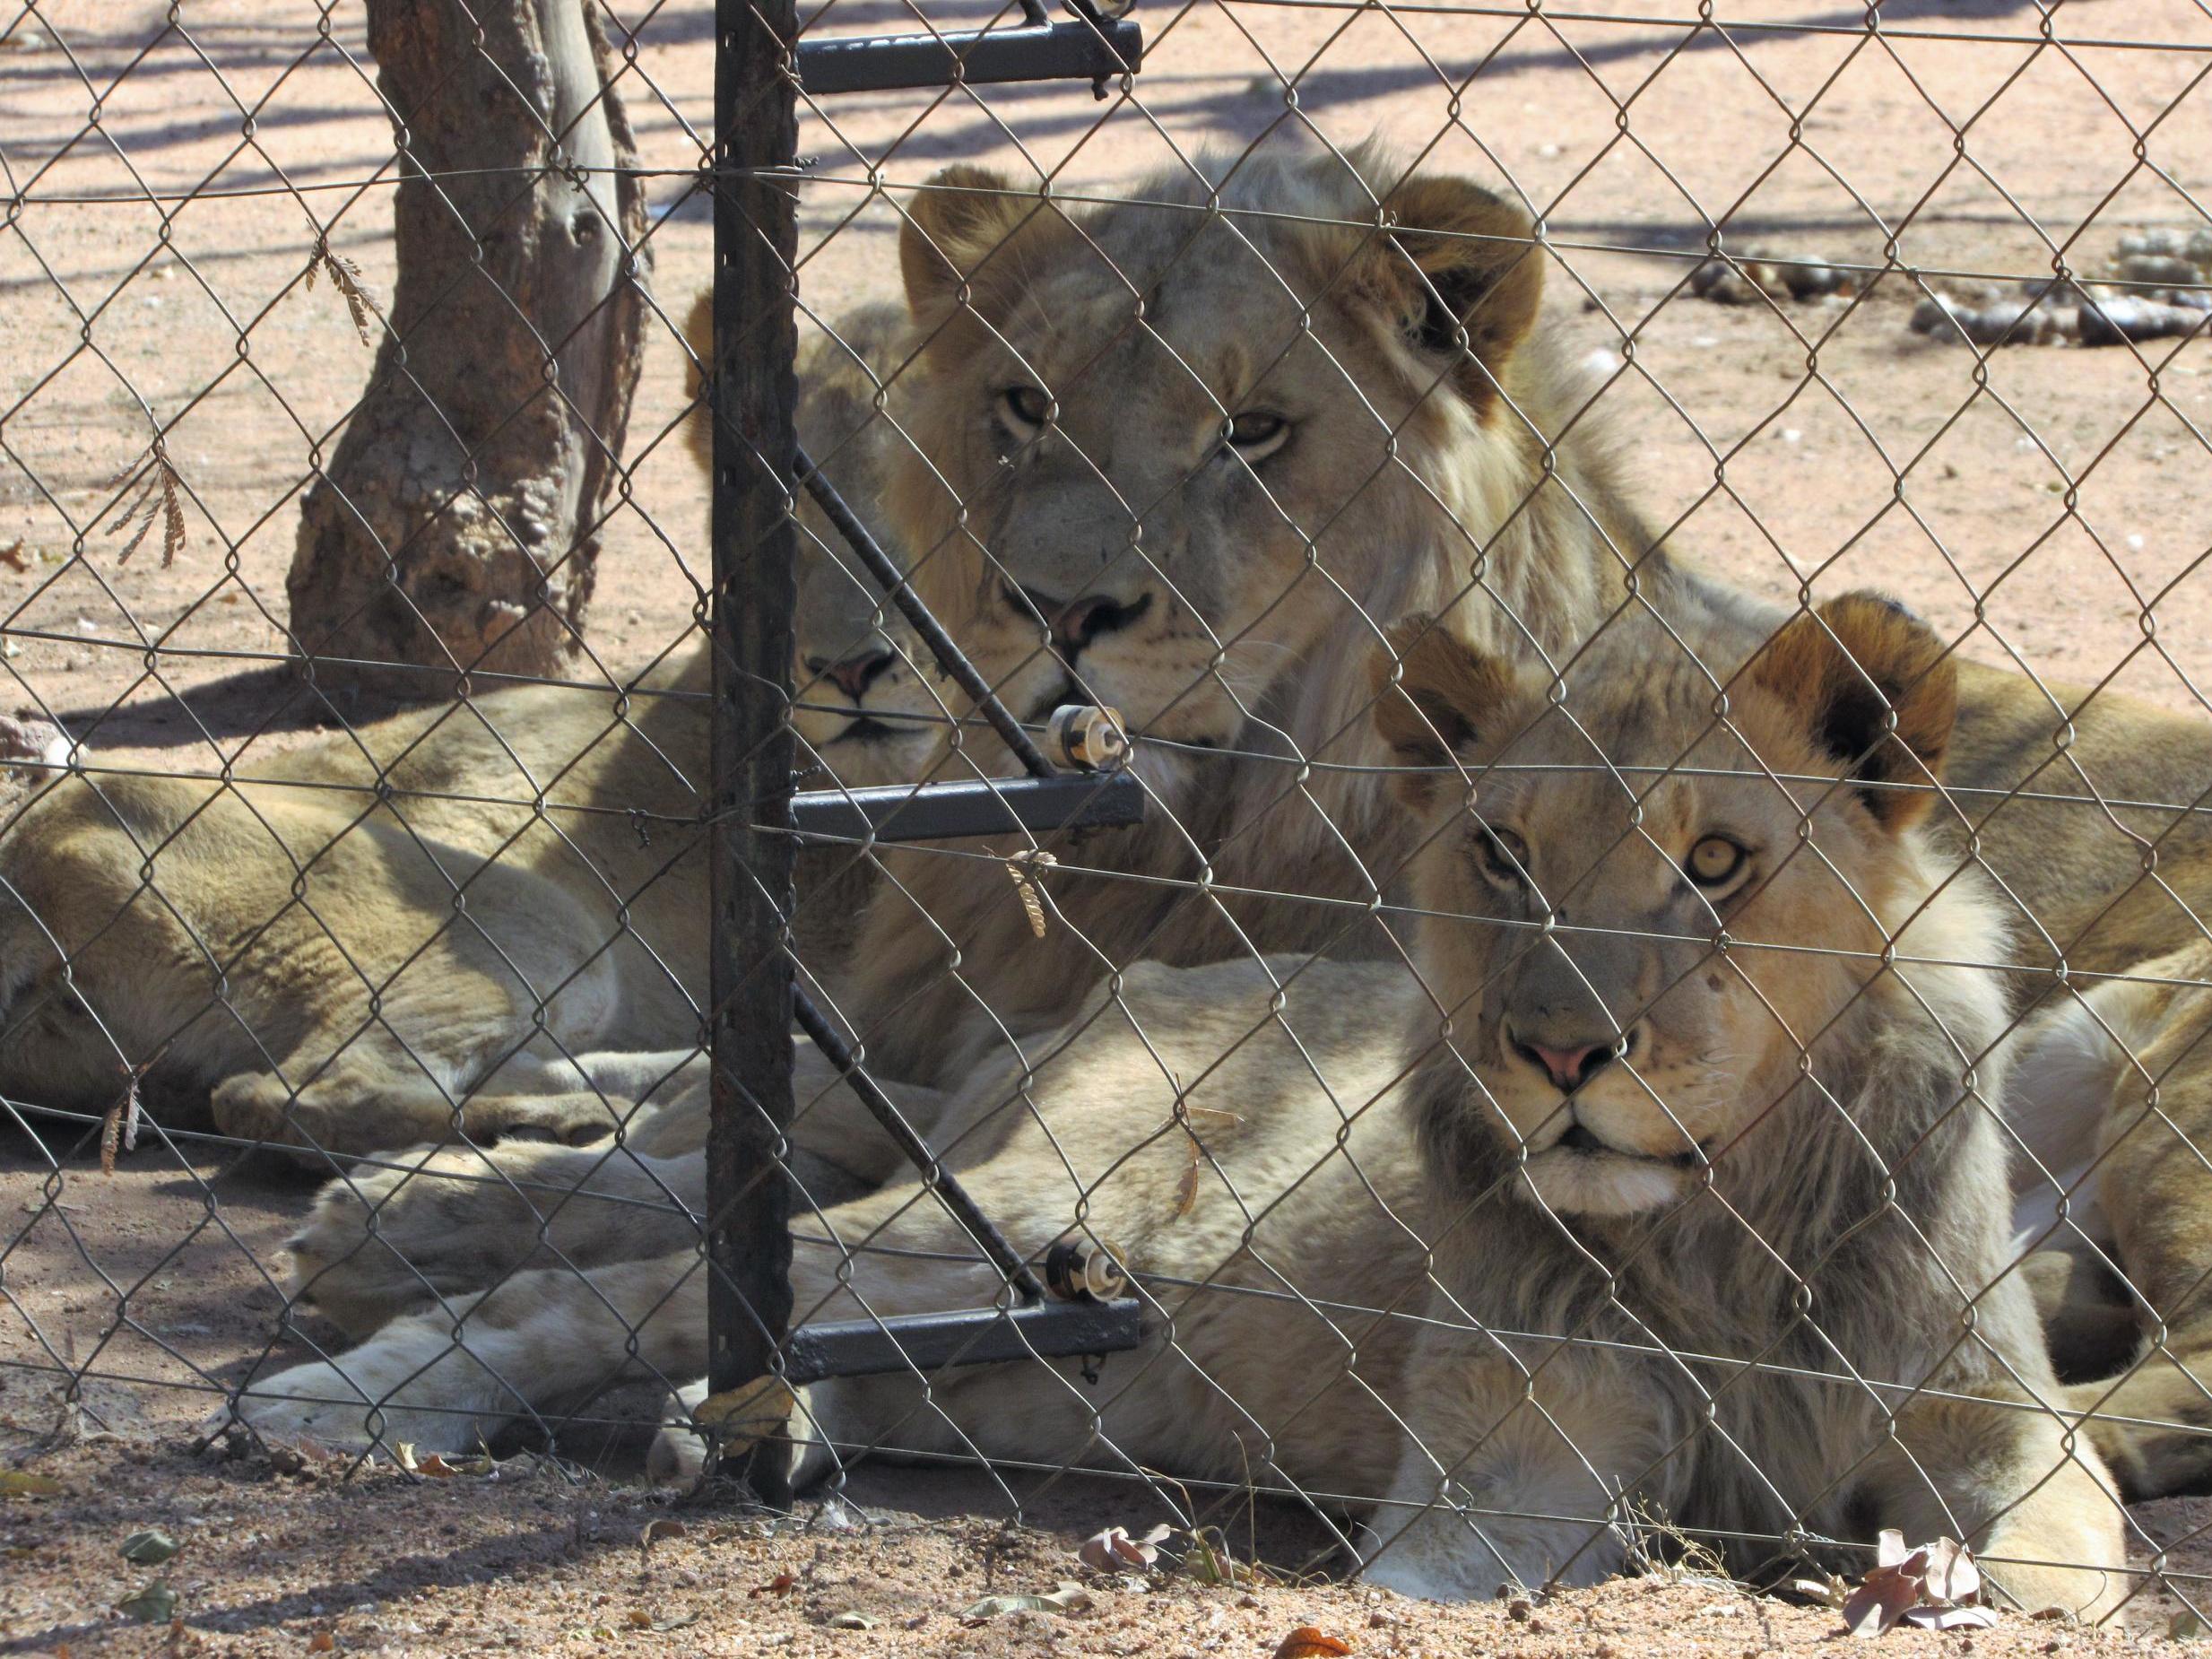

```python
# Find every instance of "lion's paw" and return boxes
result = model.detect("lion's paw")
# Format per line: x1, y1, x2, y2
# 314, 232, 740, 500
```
646, 1380, 712, 1486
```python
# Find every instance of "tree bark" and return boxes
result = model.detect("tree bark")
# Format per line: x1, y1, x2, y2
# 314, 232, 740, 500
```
288, 0, 649, 698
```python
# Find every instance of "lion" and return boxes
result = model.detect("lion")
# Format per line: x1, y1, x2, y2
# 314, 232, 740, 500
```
222, 594, 2123, 1619
841, 144, 2212, 1508
0, 311, 949, 1155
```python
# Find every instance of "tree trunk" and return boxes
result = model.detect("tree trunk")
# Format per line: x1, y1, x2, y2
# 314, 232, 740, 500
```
288, 0, 649, 698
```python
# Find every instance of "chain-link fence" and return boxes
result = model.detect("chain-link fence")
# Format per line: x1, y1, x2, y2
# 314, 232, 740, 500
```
7, 0, 2212, 1638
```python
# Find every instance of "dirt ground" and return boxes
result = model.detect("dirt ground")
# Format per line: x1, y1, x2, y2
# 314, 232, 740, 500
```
7, 0, 2212, 1651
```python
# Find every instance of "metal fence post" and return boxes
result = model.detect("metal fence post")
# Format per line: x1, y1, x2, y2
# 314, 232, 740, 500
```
707, 0, 802, 1507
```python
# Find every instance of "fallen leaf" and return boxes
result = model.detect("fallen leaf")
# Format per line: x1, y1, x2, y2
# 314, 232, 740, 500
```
828, 1611, 877, 1629
1918, 1537, 1980, 1605
1843, 1567, 1925, 1637
1840, 1533, 1990, 1638
751, 1571, 798, 1598
651, 1612, 700, 1633
117, 1582, 179, 1623
1272, 1628, 1354, 1659
121, 1528, 179, 1565
307, 1632, 335, 1653
959, 1582, 1093, 1623
0, 1471, 64, 1498
625, 1610, 653, 1629
1080, 1523, 1173, 1572
0, 540, 26, 573
639, 1517, 687, 1553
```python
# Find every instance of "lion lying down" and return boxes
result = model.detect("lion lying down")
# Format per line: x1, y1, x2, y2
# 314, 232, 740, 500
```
227, 594, 2123, 1614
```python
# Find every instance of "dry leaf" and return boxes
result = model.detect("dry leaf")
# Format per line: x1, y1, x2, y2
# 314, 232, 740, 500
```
121, 1528, 178, 1565
1173, 1151, 1201, 1219
0, 540, 26, 573
625, 1610, 653, 1629
117, 1582, 179, 1623
959, 1582, 1092, 1622
308, 1630, 335, 1652
828, 1611, 877, 1629
1005, 850, 1056, 937
751, 1571, 798, 1598
1841, 1533, 1991, 1638
310, 250, 377, 345
106, 456, 187, 568
0, 1470, 64, 1498
1079, 1524, 1172, 1572
1272, 1628, 1354, 1659
638, 1517, 686, 1553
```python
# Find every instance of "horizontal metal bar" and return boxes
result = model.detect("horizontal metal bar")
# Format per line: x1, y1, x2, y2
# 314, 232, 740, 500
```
782, 1299, 1146, 1385
794, 19, 1141, 95
788, 769, 1144, 843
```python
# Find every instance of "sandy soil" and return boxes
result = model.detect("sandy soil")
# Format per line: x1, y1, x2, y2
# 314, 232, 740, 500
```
7, 0, 2212, 1651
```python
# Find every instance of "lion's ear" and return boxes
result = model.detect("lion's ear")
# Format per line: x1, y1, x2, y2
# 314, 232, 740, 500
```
900, 167, 1069, 323
1368, 615, 1517, 807
1749, 591, 1957, 830
1358, 176, 1543, 408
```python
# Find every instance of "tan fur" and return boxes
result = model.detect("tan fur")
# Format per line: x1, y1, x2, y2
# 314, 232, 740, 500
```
217, 600, 2122, 1616
1936, 665, 2212, 1501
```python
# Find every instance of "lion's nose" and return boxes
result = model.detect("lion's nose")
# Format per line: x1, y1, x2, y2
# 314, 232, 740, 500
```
1032, 590, 1152, 656
1509, 1026, 1639, 1092
812, 649, 895, 701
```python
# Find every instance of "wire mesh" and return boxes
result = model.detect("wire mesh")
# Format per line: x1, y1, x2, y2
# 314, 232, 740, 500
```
6, 0, 2212, 1637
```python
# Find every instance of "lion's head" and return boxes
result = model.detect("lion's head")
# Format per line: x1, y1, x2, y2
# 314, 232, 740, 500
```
686, 292, 949, 790
1373, 594, 2002, 1220
878, 148, 1652, 847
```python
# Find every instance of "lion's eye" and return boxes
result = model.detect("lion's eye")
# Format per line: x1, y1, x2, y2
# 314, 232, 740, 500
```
1478, 826, 1531, 885
1001, 386, 1051, 435
1686, 834, 1748, 888
1221, 411, 1289, 461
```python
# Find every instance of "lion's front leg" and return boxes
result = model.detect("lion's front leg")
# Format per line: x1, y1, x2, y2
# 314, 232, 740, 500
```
285, 1137, 707, 1339
214, 1252, 707, 1454
1360, 1337, 1644, 1599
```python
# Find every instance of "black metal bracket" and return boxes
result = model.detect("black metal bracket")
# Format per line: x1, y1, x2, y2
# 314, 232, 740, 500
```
795, 17, 1142, 97
790, 770, 1143, 844
783, 1299, 1144, 1385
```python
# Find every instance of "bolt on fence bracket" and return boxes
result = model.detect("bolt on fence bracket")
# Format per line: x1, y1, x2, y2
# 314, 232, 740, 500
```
790, 441, 1148, 844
